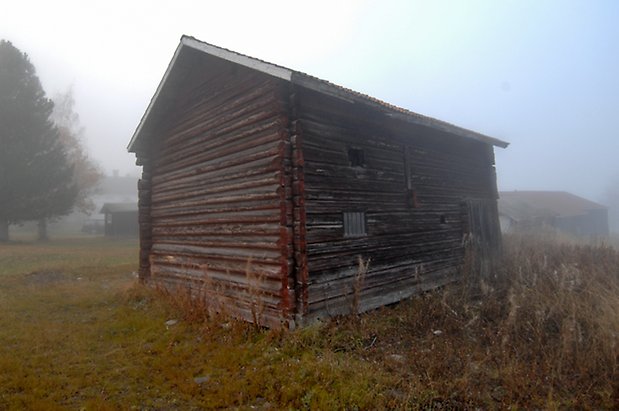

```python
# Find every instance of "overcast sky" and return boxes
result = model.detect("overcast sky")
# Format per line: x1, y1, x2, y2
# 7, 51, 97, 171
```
1, 0, 618, 202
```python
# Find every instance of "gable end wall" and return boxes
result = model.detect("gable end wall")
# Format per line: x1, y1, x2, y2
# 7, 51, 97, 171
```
136, 64, 294, 328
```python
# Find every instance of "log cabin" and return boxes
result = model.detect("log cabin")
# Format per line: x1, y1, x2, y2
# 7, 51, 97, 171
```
99, 202, 139, 237
128, 36, 509, 328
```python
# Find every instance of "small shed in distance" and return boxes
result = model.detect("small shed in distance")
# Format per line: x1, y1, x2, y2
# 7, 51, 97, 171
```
499, 191, 608, 237
100, 203, 139, 237
128, 36, 508, 328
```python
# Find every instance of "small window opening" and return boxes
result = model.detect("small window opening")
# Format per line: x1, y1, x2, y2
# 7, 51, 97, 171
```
440, 215, 447, 224
348, 148, 365, 167
343, 211, 367, 237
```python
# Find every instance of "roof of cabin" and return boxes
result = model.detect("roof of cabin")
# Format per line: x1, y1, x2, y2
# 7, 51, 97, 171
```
499, 191, 606, 221
100, 202, 138, 214
128, 35, 509, 152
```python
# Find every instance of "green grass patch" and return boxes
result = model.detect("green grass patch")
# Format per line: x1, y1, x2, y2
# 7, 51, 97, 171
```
0, 237, 137, 277
0, 238, 396, 409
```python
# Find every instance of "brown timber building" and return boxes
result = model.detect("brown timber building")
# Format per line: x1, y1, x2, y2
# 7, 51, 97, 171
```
128, 36, 509, 328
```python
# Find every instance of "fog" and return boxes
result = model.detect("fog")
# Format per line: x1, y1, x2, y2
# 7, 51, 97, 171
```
2, 0, 618, 203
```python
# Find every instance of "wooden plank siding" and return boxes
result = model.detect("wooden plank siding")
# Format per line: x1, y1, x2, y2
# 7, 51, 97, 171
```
295, 88, 500, 321
140, 62, 295, 328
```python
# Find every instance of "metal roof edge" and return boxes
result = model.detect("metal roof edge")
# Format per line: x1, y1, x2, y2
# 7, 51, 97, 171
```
389, 112, 510, 148
181, 36, 293, 81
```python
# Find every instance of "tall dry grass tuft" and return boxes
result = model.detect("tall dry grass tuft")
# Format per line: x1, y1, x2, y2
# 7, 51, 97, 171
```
388, 233, 619, 407
245, 257, 267, 329
153, 282, 214, 324
443, 233, 619, 406
351, 256, 370, 314
149, 259, 272, 329
495, 235, 619, 385
150, 264, 230, 326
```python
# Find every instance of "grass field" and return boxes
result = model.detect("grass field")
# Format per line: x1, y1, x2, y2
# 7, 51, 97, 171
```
0, 235, 618, 409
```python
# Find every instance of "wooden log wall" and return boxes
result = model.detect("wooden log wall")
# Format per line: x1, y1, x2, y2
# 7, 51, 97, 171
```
287, 88, 309, 321
463, 197, 502, 278
137, 155, 153, 280
295, 88, 501, 320
142, 60, 294, 328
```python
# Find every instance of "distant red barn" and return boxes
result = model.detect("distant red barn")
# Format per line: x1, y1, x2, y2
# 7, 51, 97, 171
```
128, 36, 508, 328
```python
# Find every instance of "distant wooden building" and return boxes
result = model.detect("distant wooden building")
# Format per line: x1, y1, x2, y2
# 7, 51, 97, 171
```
128, 36, 508, 328
100, 203, 139, 237
499, 191, 608, 237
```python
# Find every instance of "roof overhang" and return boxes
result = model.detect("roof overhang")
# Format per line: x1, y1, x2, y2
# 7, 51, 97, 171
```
100, 202, 139, 214
128, 35, 509, 153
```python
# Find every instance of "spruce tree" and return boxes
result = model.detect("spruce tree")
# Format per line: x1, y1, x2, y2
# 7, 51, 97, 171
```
0, 40, 78, 241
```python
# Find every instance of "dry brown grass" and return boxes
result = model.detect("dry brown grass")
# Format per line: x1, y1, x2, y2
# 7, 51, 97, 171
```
146, 233, 619, 408
484, 234, 619, 407
339, 232, 619, 408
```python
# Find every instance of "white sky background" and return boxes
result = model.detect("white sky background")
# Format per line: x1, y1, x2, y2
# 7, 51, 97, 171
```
1, 0, 618, 202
